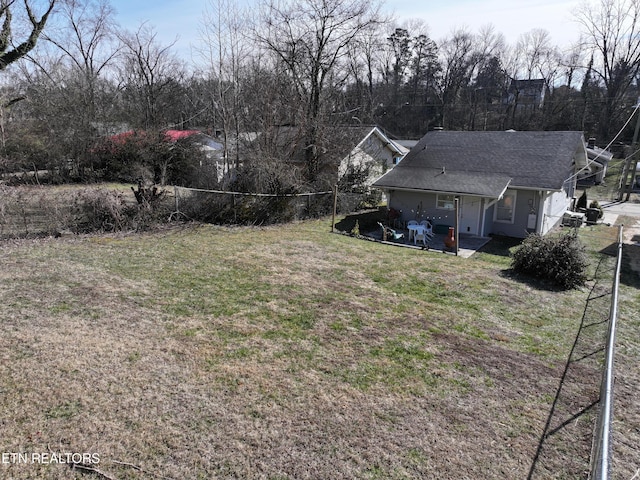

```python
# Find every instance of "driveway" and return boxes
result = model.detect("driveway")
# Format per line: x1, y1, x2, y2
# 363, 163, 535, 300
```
599, 194, 640, 246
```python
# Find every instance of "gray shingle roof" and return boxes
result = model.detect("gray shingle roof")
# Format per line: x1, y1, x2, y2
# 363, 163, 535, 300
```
373, 130, 586, 197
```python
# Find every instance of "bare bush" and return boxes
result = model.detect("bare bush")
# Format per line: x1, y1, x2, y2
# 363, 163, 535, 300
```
69, 187, 172, 233
175, 187, 333, 226
69, 188, 130, 232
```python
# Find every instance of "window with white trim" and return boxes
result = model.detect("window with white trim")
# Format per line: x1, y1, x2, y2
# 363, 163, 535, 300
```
436, 194, 456, 210
495, 190, 516, 223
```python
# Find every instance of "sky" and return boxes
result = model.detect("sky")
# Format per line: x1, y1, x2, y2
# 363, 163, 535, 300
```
108, 0, 585, 60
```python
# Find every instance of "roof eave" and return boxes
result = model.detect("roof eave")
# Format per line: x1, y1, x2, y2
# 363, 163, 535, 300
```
373, 184, 510, 199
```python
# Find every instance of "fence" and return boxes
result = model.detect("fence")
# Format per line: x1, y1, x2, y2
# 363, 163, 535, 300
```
172, 186, 335, 225
589, 225, 624, 480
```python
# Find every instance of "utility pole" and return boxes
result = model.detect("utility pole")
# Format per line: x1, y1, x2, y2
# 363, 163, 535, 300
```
618, 99, 640, 201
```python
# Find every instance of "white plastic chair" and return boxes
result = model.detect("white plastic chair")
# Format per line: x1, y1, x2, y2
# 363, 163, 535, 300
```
414, 228, 428, 246
420, 220, 434, 238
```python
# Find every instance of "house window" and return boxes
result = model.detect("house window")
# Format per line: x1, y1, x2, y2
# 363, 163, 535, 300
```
437, 194, 456, 210
495, 190, 516, 223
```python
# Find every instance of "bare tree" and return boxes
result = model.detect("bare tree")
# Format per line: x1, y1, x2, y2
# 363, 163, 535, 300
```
575, 0, 640, 139
42, 0, 119, 88
343, 21, 387, 120
0, 0, 56, 71
32, 0, 121, 158
437, 28, 477, 128
561, 39, 587, 89
0, 0, 56, 156
514, 29, 557, 80
255, 0, 384, 183
196, 0, 251, 176
117, 23, 185, 129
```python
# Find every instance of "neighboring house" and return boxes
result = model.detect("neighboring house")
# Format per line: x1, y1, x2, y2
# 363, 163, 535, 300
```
237, 125, 407, 188
105, 129, 228, 183
581, 137, 613, 185
372, 130, 588, 238
164, 130, 228, 182
337, 126, 409, 190
505, 78, 548, 111
394, 139, 419, 151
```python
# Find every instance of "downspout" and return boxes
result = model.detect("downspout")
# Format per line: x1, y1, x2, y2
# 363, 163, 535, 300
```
480, 199, 486, 237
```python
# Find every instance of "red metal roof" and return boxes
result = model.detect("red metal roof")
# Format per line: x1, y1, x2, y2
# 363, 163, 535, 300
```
163, 130, 201, 141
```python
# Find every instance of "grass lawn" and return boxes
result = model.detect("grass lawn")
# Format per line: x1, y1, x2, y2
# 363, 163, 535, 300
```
0, 216, 636, 479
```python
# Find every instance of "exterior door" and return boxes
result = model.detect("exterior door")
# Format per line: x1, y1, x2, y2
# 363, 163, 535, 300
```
459, 196, 481, 235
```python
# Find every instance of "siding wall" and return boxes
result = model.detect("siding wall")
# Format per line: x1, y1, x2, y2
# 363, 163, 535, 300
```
542, 190, 571, 235
486, 189, 537, 238
388, 191, 456, 228
389, 187, 570, 238
338, 133, 400, 187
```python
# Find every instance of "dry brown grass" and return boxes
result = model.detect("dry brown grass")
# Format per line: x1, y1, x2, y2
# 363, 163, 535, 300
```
0, 218, 636, 479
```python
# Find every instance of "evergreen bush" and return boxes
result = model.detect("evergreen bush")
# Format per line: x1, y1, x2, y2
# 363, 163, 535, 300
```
589, 200, 604, 219
511, 233, 588, 289
576, 190, 587, 210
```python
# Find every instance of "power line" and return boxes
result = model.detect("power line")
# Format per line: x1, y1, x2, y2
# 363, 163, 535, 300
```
564, 102, 640, 186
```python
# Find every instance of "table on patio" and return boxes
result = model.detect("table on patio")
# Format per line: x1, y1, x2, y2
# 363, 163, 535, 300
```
407, 224, 431, 245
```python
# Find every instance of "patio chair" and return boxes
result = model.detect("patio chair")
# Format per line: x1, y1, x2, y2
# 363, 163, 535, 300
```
377, 222, 404, 242
420, 220, 434, 238
414, 229, 429, 247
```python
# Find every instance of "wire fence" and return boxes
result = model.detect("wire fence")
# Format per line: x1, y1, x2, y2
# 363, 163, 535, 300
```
0, 183, 374, 236
172, 186, 337, 225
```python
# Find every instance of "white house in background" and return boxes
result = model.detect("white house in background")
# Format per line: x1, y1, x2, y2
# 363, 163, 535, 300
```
164, 130, 228, 182
338, 126, 409, 190
373, 130, 589, 238
235, 125, 408, 189
581, 137, 614, 185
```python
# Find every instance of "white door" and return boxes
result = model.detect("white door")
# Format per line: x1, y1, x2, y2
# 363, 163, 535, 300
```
459, 196, 481, 235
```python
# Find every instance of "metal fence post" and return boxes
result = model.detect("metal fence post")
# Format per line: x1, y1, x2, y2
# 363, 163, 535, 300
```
590, 225, 623, 480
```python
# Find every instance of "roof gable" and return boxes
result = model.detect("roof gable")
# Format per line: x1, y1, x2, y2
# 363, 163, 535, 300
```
352, 126, 408, 157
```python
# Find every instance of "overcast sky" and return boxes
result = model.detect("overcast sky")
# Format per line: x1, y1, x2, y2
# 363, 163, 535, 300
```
108, 0, 585, 59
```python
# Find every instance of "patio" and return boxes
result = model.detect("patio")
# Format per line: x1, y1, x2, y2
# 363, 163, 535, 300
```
364, 225, 492, 258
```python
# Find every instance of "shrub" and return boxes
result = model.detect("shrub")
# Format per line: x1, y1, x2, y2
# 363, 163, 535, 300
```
510, 233, 588, 289
589, 200, 604, 219
576, 190, 587, 210
69, 188, 130, 232
351, 220, 360, 236
69, 187, 172, 233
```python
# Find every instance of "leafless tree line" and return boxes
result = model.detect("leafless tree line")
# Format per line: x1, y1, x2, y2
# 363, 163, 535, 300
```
2, 0, 640, 188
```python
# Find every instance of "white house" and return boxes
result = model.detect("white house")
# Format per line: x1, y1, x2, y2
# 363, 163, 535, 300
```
581, 137, 613, 185
337, 126, 408, 190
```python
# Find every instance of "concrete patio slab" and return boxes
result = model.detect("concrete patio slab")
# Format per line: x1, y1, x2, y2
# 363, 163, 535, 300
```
367, 228, 492, 258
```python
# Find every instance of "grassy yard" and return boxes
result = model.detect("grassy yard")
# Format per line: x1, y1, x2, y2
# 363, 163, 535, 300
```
0, 214, 637, 479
